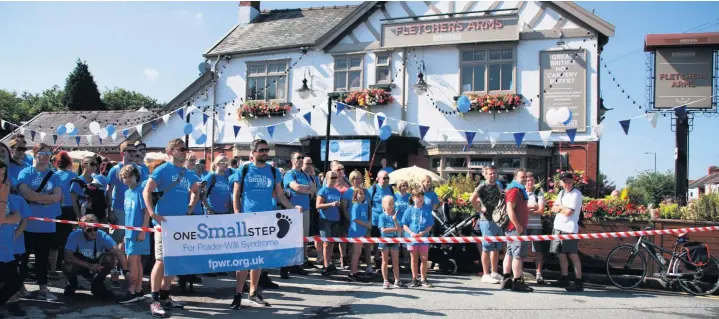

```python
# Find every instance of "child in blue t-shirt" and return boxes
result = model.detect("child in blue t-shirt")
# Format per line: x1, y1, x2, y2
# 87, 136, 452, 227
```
348, 187, 370, 280
377, 196, 406, 289
119, 165, 150, 302
402, 189, 435, 288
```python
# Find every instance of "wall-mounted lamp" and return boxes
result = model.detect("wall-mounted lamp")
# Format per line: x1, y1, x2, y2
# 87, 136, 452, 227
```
296, 68, 314, 100
413, 60, 429, 95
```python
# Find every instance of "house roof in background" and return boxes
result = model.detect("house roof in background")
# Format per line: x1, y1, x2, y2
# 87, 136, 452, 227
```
689, 173, 719, 188
0, 109, 159, 149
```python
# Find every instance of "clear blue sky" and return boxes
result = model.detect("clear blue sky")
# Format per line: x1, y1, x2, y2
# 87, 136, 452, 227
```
1, 1, 718, 187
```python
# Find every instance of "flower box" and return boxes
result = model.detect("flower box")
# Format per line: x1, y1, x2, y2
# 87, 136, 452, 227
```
341, 89, 394, 109
237, 100, 292, 119
455, 93, 523, 113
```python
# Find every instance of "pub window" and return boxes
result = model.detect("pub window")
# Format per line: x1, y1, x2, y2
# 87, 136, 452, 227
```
460, 46, 515, 93
334, 55, 363, 91
375, 52, 391, 84
527, 158, 544, 170
445, 157, 468, 168
498, 157, 521, 169
431, 158, 442, 169
469, 157, 493, 168
246, 60, 288, 101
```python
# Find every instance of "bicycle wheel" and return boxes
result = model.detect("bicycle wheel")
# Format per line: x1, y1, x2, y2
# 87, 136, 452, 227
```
606, 244, 647, 290
673, 254, 719, 296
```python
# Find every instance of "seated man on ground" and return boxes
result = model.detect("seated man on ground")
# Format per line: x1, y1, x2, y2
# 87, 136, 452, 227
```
62, 214, 130, 298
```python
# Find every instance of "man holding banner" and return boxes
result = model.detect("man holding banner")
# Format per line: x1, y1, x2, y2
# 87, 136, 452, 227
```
231, 139, 303, 309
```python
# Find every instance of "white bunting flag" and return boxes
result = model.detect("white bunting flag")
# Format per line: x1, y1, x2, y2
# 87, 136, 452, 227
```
397, 120, 407, 134
647, 113, 658, 129
86, 135, 93, 145
19, 127, 26, 135
250, 127, 261, 139
162, 114, 171, 124
216, 120, 225, 132
39, 132, 46, 142
538, 131, 553, 148
488, 132, 501, 148
355, 109, 367, 122
111, 132, 118, 141
285, 119, 295, 132
186, 105, 197, 115
136, 125, 144, 137
0, 120, 5, 129
593, 124, 605, 139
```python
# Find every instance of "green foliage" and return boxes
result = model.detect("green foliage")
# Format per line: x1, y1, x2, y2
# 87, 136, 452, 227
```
62, 59, 105, 111
626, 170, 675, 206
682, 193, 719, 222
435, 173, 477, 217
596, 172, 617, 197
102, 87, 165, 110
659, 203, 681, 219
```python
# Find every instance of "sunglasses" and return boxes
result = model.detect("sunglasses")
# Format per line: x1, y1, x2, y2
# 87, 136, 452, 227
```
37, 151, 52, 156
125, 150, 137, 154
85, 162, 97, 167
329, 177, 338, 180
382, 177, 390, 180
337, 168, 345, 171
254, 148, 270, 153
294, 156, 304, 160
84, 227, 97, 233
217, 161, 229, 165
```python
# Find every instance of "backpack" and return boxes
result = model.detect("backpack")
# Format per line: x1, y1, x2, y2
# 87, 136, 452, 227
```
237, 164, 278, 212
491, 191, 509, 229
71, 177, 108, 221
368, 183, 396, 211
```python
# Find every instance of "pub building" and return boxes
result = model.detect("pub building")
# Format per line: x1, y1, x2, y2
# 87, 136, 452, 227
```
139, 1, 614, 194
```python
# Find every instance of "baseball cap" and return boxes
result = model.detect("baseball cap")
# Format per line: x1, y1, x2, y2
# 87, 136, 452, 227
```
559, 172, 574, 180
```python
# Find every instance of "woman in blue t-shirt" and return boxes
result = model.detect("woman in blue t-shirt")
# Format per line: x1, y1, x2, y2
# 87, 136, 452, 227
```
421, 175, 440, 213
16, 143, 62, 301
347, 187, 370, 281
316, 170, 342, 276
0, 159, 24, 313
402, 188, 435, 288
202, 156, 232, 215
52, 151, 79, 278
394, 180, 411, 266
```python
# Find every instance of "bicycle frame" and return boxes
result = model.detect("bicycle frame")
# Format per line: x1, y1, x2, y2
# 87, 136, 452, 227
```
632, 235, 699, 277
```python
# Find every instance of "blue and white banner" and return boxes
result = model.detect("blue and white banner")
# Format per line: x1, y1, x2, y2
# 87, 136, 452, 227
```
320, 139, 370, 162
161, 209, 304, 276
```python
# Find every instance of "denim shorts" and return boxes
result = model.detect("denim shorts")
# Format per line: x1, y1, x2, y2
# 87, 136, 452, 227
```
379, 242, 400, 250
505, 230, 529, 258
479, 220, 504, 252
318, 219, 340, 238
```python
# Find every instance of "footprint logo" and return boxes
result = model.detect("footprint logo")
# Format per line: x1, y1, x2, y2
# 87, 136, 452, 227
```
276, 213, 292, 239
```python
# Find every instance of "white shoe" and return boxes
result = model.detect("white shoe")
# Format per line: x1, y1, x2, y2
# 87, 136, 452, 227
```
18, 285, 30, 298
491, 272, 503, 282
482, 274, 500, 284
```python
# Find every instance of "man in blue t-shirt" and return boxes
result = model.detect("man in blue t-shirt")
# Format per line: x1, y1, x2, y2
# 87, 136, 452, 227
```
281, 152, 316, 276
367, 170, 395, 269
62, 214, 128, 298
107, 142, 147, 246
231, 139, 302, 310
142, 139, 200, 317
133, 141, 150, 179
379, 158, 395, 174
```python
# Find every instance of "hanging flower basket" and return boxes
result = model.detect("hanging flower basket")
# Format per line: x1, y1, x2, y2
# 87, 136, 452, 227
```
237, 100, 292, 119
342, 89, 394, 109
456, 93, 523, 113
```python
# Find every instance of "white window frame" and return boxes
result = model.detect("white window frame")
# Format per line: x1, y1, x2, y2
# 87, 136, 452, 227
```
333, 55, 364, 92
375, 52, 391, 84
459, 44, 516, 94
245, 59, 289, 101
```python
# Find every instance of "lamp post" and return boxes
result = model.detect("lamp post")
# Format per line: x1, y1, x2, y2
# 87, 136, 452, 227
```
645, 152, 657, 173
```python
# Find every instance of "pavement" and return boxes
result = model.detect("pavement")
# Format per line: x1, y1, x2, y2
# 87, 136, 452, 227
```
14, 267, 719, 319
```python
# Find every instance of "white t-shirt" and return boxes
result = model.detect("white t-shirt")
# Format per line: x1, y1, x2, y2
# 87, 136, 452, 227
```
552, 188, 583, 233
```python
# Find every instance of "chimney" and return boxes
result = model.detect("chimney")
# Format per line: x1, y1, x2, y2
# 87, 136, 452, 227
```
239, 1, 260, 24
708, 166, 719, 175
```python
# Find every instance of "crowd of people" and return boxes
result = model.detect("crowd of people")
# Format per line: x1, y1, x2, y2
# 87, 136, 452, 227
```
0, 133, 586, 318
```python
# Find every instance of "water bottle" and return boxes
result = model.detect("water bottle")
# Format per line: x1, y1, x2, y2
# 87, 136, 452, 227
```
656, 252, 666, 265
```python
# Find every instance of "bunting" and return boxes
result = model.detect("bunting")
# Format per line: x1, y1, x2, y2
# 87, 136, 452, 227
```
151, 120, 158, 130
376, 115, 385, 128
19, 127, 26, 135
488, 132, 501, 148
267, 125, 275, 138
52, 135, 58, 144
86, 135, 93, 146
303, 112, 312, 126
98, 137, 103, 145
674, 105, 687, 119
619, 120, 631, 135
75, 136, 81, 146
162, 114, 171, 124
39, 132, 46, 142
122, 129, 129, 138
0, 120, 4, 129
336, 102, 347, 115
233, 125, 242, 138
566, 128, 577, 144
177, 108, 185, 120
355, 109, 367, 122
513, 132, 525, 147
397, 120, 407, 134
30, 130, 36, 141
647, 113, 658, 128
593, 124, 605, 139
111, 132, 118, 142
285, 119, 294, 132
464, 131, 477, 147
203, 114, 209, 125
538, 131, 552, 147
418, 125, 430, 140
136, 124, 144, 137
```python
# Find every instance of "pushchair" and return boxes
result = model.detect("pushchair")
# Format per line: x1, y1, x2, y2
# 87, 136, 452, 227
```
428, 203, 482, 275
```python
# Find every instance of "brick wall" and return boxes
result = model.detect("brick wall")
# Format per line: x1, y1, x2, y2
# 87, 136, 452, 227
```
561, 141, 599, 197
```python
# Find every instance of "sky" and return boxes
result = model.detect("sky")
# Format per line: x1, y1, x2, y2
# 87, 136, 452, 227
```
1, 1, 718, 187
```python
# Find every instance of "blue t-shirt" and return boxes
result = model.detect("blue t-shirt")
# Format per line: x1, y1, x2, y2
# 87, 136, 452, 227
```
283, 169, 312, 211
93, 174, 108, 189
203, 173, 232, 214
234, 163, 282, 213
187, 171, 203, 215
138, 164, 150, 182
349, 202, 369, 237
54, 170, 78, 207
64, 229, 116, 259
317, 186, 342, 221
402, 206, 435, 246
18, 166, 62, 233
150, 162, 192, 217
123, 186, 146, 240
108, 163, 147, 210
394, 193, 411, 222
24, 154, 33, 167
70, 175, 92, 199
0, 196, 28, 262
8, 161, 27, 186
369, 184, 394, 226
423, 190, 439, 212
10, 194, 31, 255
380, 167, 394, 174
378, 213, 399, 238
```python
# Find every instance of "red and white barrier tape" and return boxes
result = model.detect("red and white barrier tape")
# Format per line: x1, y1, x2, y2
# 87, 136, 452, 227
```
28, 217, 719, 243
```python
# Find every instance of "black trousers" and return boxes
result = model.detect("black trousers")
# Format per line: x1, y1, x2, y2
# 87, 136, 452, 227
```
14, 254, 27, 283
62, 254, 113, 288
0, 261, 22, 306
22, 232, 54, 286
56, 206, 77, 267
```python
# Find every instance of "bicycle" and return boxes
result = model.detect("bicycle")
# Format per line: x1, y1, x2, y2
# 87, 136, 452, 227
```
605, 226, 719, 296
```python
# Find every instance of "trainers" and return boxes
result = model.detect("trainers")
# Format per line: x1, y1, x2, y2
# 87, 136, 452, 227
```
118, 291, 140, 304
410, 279, 421, 287
327, 264, 338, 274
383, 281, 391, 289
491, 272, 503, 282
321, 267, 331, 277
135, 291, 146, 301
393, 280, 407, 289
91, 282, 114, 298
566, 280, 584, 292
230, 293, 242, 310
553, 276, 571, 288
63, 284, 77, 297
536, 273, 545, 285
248, 292, 270, 307
347, 273, 359, 282
421, 280, 433, 288
37, 288, 58, 301
365, 265, 375, 274
482, 274, 500, 284
150, 301, 166, 318
500, 277, 512, 290
7, 303, 26, 317
290, 265, 308, 275
511, 278, 534, 292
161, 297, 184, 310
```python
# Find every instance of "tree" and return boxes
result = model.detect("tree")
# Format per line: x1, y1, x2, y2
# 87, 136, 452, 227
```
596, 172, 616, 198
625, 170, 675, 206
102, 87, 165, 110
62, 59, 105, 111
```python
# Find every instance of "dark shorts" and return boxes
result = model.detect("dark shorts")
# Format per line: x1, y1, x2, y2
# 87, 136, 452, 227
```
319, 219, 340, 238
549, 229, 579, 254
371, 226, 381, 238
505, 230, 529, 258
527, 228, 549, 254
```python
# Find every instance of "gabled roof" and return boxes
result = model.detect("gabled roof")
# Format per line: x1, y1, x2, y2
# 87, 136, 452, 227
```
204, 4, 371, 57
204, 1, 614, 57
0, 109, 159, 149
689, 173, 719, 188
